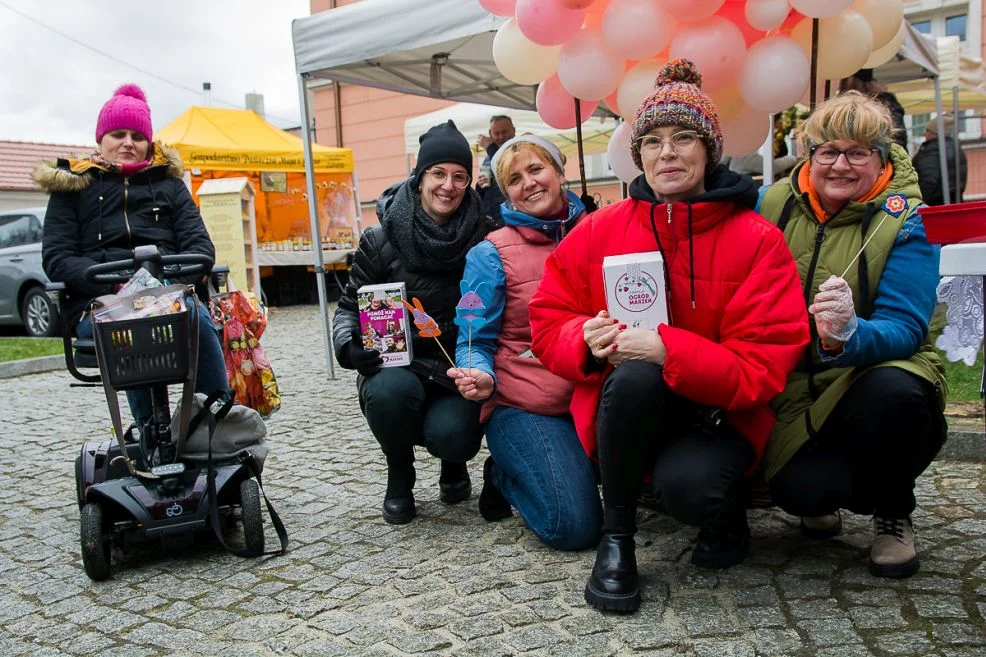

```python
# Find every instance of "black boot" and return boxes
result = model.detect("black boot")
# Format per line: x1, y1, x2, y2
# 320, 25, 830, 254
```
439, 460, 471, 504
585, 533, 640, 612
478, 456, 512, 522
382, 455, 416, 525
691, 496, 749, 569
585, 506, 640, 612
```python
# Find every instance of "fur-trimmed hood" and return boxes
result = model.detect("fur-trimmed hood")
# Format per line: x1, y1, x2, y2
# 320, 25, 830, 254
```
32, 141, 184, 193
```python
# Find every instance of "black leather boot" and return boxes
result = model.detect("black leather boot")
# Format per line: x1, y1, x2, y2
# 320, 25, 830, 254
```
439, 460, 471, 504
478, 456, 512, 521
691, 496, 749, 569
382, 456, 416, 525
584, 532, 640, 612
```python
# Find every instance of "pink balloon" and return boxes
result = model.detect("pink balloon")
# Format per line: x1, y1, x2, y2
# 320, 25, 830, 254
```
722, 104, 770, 156
603, 0, 679, 61
669, 16, 747, 91
658, 0, 725, 22
557, 28, 626, 101
537, 75, 600, 129
478, 0, 517, 17
715, 1, 766, 46
516, 0, 586, 46
560, 0, 596, 7
738, 36, 810, 113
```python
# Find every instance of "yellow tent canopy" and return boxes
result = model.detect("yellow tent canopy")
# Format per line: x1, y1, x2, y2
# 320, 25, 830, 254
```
155, 106, 354, 173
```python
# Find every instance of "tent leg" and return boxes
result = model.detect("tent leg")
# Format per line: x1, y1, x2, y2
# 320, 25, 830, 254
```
809, 19, 819, 109
934, 76, 951, 205
574, 99, 588, 198
953, 85, 962, 204
298, 72, 337, 379
762, 114, 775, 187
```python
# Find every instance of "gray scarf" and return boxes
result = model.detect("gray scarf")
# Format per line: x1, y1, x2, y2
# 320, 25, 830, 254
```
384, 179, 488, 273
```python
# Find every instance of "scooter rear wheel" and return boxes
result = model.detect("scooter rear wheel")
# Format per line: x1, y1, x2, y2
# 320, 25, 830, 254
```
80, 502, 111, 581
240, 479, 264, 555
74, 455, 86, 508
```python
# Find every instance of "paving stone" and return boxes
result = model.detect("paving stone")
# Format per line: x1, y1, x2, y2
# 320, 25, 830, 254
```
1, 306, 983, 657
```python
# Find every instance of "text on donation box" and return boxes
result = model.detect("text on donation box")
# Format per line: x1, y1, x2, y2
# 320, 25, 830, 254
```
603, 251, 669, 329
200, 194, 248, 286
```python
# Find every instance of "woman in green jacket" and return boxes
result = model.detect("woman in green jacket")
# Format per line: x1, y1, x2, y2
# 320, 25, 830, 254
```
757, 92, 947, 579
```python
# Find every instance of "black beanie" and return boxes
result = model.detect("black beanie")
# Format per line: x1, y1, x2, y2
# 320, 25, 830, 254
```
413, 120, 473, 187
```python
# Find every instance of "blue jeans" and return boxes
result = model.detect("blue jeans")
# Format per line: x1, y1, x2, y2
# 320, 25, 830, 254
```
77, 299, 228, 427
358, 367, 483, 463
486, 406, 602, 550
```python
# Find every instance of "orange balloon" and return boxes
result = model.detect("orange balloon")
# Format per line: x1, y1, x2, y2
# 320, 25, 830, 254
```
583, 0, 612, 28
561, 0, 596, 8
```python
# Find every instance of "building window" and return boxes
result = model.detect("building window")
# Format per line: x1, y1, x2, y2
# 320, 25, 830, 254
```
912, 20, 932, 34
946, 14, 967, 41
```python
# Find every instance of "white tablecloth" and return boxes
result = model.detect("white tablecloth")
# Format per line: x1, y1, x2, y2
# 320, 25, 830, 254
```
257, 249, 353, 267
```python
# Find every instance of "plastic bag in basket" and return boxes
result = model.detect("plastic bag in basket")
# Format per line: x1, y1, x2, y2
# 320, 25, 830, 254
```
209, 289, 280, 417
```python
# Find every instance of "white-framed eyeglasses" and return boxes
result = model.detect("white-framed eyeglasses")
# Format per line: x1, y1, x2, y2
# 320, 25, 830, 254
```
810, 145, 878, 166
426, 167, 471, 189
635, 130, 701, 155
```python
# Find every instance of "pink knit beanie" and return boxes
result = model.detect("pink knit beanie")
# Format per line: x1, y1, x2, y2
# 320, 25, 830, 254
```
95, 84, 153, 143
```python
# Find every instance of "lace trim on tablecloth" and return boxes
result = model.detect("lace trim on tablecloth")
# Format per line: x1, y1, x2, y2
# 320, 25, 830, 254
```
936, 275, 983, 366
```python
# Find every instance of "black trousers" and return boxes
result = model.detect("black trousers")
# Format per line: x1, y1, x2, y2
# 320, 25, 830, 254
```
596, 361, 754, 532
769, 367, 947, 519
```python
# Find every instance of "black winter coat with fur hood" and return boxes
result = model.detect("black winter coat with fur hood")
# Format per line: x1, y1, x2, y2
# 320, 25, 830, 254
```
34, 143, 215, 324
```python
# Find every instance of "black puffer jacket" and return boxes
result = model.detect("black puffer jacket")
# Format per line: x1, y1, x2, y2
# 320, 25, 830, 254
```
912, 136, 968, 206
35, 143, 215, 324
334, 223, 465, 391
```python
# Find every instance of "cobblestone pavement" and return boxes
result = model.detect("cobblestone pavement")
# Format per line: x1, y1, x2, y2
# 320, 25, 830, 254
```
1, 305, 985, 657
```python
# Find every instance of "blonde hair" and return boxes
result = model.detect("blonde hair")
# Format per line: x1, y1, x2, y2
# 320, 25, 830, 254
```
802, 91, 893, 154
494, 141, 564, 193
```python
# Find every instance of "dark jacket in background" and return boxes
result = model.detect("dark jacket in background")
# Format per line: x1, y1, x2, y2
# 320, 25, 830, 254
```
477, 142, 506, 228
912, 135, 968, 206
875, 92, 908, 150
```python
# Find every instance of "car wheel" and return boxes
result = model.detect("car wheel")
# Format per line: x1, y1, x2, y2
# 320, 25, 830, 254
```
22, 286, 59, 338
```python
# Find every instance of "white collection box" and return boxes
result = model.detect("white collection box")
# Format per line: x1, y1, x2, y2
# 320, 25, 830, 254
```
602, 251, 669, 329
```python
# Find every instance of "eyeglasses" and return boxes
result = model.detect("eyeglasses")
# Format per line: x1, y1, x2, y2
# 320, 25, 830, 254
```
425, 168, 471, 189
811, 145, 878, 166
635, 130, 700, 155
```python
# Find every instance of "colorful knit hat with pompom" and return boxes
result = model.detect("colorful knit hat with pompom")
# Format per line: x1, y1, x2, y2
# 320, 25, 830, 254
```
630, 59, 722, 171
96, 84, 153, 143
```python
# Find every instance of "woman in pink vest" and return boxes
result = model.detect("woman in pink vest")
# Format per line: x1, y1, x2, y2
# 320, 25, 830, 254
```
447, 135, 602, 550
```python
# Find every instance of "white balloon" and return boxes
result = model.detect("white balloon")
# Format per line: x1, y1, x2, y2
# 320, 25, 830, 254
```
863, 19, 906, 68
617, 59, 667, 122
492, 18, 561, 85
791, 12, 873, 80
603, 0, 679, 61
739, 36, 810, 114
722, 104, 771, 157
851, 0, 904, 50
607, 121, 642, 184
744, 0, 790, 31
789, 0, 852, 18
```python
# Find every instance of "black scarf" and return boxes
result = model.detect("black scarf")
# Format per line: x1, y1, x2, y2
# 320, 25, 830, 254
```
384, 179, 488, 272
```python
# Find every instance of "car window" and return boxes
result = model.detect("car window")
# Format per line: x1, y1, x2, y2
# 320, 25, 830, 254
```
0, 214, 38, 248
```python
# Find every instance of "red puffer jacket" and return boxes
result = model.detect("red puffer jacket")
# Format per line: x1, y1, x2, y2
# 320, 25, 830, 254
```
529, 168, 809, 468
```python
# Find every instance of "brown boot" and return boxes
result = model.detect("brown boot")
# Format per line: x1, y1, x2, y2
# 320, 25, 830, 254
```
869, 516, 919, 578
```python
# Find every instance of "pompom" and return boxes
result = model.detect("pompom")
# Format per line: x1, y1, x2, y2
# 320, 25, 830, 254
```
655, 59, 703, 89
112, 83, 147, 102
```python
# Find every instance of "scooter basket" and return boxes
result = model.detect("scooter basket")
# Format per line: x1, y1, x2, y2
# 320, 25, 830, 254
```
94, 309, 192, 389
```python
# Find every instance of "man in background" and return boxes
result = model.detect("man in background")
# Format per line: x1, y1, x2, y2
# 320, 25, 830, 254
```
912, 115, 967, 206
476, 115, 516, 226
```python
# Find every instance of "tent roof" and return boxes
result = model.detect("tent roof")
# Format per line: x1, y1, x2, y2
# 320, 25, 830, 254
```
891, 35, 986, 114
292, 0, 533, 110
405, 102, 618, 158
156, 106, 354, 173
875, 21, 938, 84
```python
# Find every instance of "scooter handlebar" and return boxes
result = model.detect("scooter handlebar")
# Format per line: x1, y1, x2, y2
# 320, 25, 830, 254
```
86, 252, 215, 284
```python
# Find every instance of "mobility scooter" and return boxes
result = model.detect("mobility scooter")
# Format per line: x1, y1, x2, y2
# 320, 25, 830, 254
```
56, 246, 276, 580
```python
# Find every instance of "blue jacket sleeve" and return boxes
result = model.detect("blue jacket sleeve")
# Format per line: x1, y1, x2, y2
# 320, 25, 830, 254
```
456, 240, 504, 380
819, 210, 939, 366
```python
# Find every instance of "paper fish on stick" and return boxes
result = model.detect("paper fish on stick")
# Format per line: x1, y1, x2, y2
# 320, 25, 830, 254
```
454, 282, 489, 371
401, 297, 455, 367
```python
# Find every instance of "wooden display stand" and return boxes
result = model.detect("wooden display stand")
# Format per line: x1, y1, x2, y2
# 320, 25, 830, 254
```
197, 177, 260, 292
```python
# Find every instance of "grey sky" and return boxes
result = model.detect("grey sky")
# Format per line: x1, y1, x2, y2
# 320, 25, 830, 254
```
0, 0, 310, 147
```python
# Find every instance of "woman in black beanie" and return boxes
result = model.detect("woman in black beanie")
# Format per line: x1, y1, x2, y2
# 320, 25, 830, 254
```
333, 120, 489, 524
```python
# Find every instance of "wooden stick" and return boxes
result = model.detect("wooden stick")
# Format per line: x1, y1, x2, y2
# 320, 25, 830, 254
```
432, 336, 456, 368
840, 213, 890, 279
468, 325, 473, 371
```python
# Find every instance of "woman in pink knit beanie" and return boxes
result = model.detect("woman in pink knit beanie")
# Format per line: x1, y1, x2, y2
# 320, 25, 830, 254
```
34, 83, 229, 431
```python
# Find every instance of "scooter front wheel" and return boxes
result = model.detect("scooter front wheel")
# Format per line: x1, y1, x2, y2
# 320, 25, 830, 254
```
80, 502, 111, 581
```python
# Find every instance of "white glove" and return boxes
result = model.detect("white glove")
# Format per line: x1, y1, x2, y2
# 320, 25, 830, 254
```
809, 275, 858, 344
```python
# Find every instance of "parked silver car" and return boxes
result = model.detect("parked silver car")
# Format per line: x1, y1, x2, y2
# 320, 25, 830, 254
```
0, 207, 59, 337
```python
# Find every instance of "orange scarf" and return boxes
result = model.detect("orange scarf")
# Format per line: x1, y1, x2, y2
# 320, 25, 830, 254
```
798, 161, 894, 222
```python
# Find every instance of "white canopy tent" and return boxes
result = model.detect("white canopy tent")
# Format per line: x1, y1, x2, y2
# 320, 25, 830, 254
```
291, 3, 950, 377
